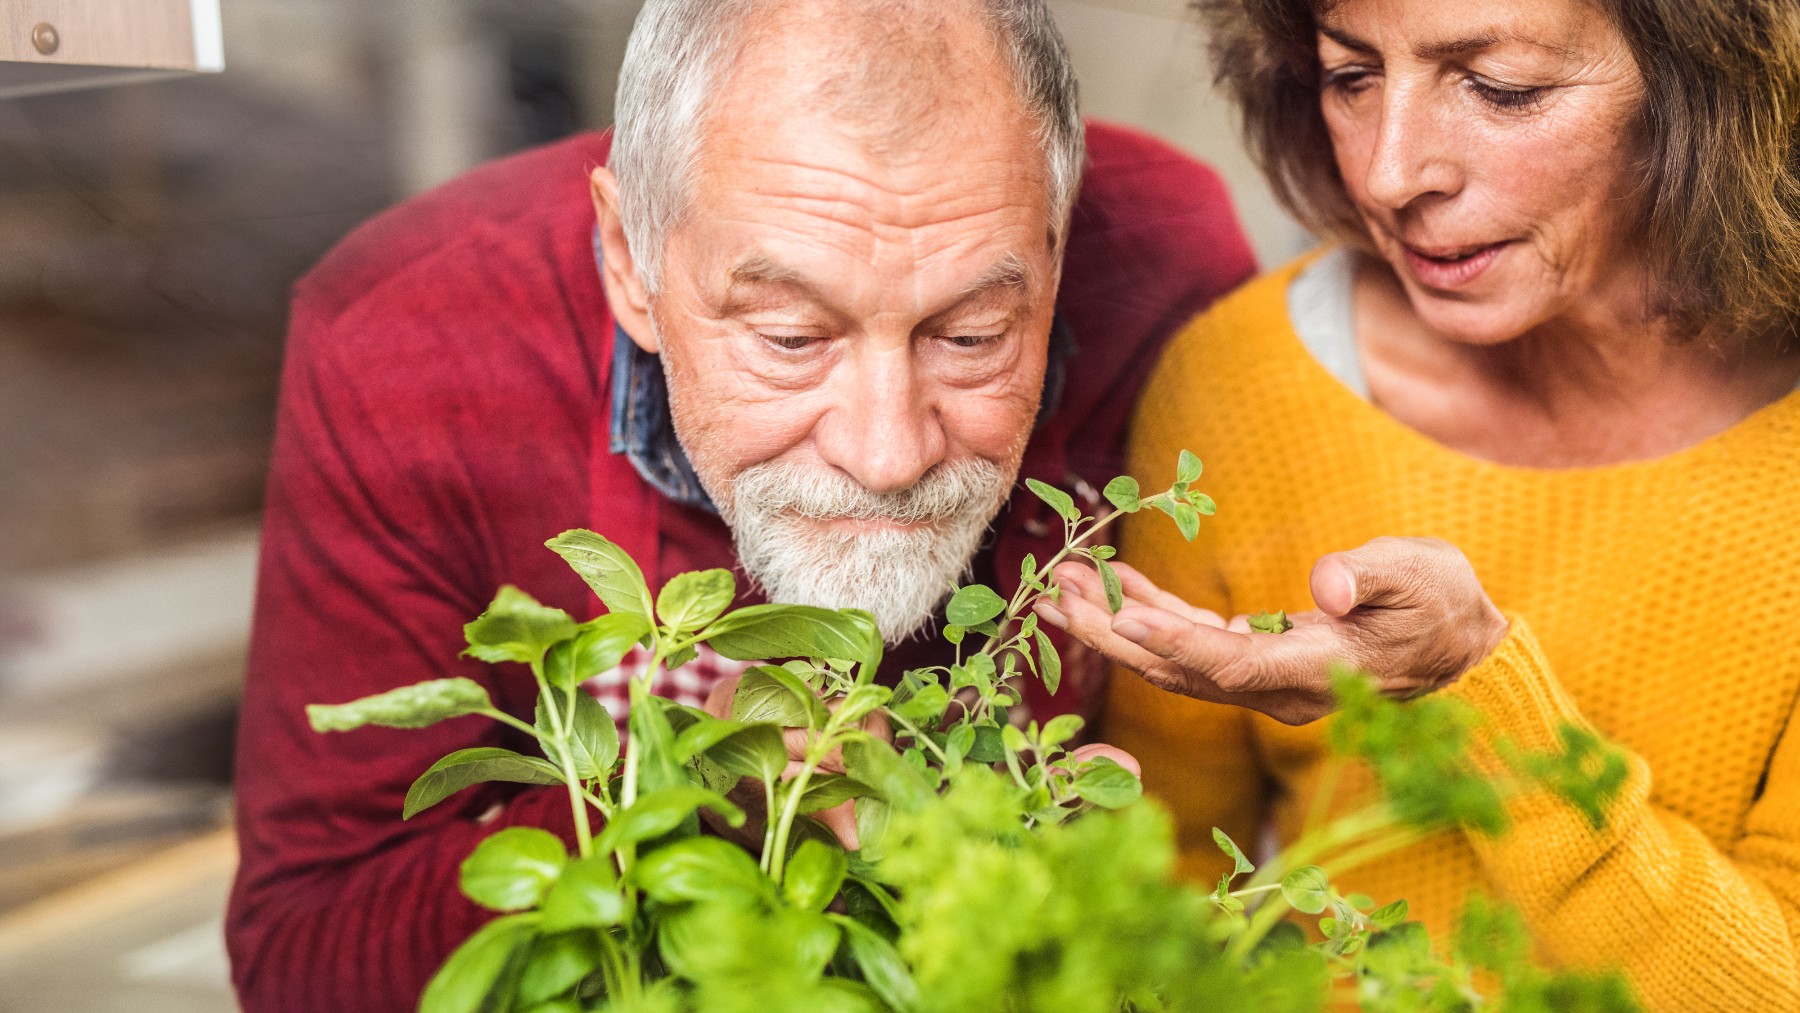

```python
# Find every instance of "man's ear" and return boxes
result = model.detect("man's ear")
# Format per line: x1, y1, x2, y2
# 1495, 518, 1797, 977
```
590, 165, 659, 354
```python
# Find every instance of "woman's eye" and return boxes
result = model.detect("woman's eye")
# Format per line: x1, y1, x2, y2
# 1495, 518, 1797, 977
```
1469, 78, 1545, 110
1321, 67, 1377, 94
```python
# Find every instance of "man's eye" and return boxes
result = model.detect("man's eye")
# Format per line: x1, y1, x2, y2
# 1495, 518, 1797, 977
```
942, 334, 998, 349
760, 333, 820, 351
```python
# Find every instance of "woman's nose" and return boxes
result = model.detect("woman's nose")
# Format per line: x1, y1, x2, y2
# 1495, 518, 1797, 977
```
1363, 85, 1463, 211
813, 348, 947, 495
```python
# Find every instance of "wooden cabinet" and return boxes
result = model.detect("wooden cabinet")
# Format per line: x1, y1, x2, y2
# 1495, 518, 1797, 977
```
0, 0, 223, 98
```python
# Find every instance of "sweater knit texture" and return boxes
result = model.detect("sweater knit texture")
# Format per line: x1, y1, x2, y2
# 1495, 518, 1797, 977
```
1104, 255, 1800, 1011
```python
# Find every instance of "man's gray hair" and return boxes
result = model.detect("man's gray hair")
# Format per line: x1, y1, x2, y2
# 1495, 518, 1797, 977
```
610, 0, 1084, 293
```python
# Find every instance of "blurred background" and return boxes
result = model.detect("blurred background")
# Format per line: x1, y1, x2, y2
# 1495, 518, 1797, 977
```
0, 0, 1305, 1008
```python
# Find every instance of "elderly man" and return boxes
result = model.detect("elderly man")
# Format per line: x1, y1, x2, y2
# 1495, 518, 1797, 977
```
226, 0, 1253, 1009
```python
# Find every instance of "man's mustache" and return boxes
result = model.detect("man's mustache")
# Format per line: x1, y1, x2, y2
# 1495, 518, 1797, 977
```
726, 458, 1011, 525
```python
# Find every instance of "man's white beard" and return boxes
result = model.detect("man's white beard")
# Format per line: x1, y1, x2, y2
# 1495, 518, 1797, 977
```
713, 458, 1016, 644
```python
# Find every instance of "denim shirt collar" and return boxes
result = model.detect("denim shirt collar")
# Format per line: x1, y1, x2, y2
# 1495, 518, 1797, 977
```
602, 229, 1073, 513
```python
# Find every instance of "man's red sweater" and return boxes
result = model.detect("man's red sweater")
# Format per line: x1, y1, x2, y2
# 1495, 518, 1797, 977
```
227, 122, 1254, 1012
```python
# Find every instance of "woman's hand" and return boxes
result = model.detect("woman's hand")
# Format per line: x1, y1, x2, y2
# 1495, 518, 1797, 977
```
1036, 536, 1510, 725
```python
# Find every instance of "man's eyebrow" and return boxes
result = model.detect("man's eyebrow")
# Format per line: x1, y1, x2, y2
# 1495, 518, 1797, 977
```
957, 253, 1032, 299
727, 253, 806, 288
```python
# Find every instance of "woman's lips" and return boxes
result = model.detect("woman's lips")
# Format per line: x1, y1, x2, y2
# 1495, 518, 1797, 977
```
1400, 241, 1509, 291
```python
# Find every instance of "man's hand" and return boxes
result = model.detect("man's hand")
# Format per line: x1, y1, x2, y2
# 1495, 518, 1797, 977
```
700, 672, 892, 850
1036, 537, 1510, 725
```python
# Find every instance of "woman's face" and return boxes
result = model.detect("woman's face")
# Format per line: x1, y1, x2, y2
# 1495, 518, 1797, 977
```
1318, 0, 1648, 345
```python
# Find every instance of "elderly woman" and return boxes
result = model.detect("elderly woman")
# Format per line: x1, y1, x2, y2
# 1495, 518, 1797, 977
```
1038, 0, 1800, 1007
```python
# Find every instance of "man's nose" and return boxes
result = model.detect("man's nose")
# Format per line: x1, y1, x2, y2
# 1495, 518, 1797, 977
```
1363, 84, 1462, 211
814, 346, 946, 494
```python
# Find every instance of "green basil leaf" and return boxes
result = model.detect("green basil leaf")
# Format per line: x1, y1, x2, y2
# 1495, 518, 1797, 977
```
853, 796, 891, 861
463, 585, 579, 665
792, 773, 877, 815
702, 722, 788, 785
307, 677, 492, 733
830, 914, 920, 1013
1281, 865, 1331, 915
538, 855, 625, 932
944, 584, 1007, 626
655, 568, 737, 634
783, 838, 848, 912
543, 612, 649, 692
1176, 449, 1204, 484
404, 747, 565, 820
1190, 491, 1218, 516
544, 529, 655, 621
1095, 558, 1124, 613
1032, 628, 1062, 696
419, 912, 538, 1013
841, 737, 930, 813
631, 835, 772, 906
673, 715, 750, 763
517, 930, 599, 1008
1071, 756, 1142, 809
562, 691, 619, 780
1103, 475, 1141, 513
703, 603, 883, 676
594, 786, 744, 853
1025, 477, 1078, 522
627, 695, 686, 798
460, 827, 568, 912
733, 665, 828, 729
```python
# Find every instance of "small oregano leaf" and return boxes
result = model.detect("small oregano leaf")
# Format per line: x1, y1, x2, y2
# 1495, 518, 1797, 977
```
1095, 559, 1124, 613
1033, 628, 1062, 695
1103, 475, 1141, 513
1281, 865, 1331, 915
1072, 757, 1142, 808
1173, 502, 1202, 542
1176, 450, 1204, 484
1213, 827, 1255, 877
1025, 477, 1079, 522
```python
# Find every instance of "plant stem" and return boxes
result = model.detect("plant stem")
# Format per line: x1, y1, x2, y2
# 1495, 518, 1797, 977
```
767, 753, 819, 884
887, 712, 952, 766
980, 504, 1134, 661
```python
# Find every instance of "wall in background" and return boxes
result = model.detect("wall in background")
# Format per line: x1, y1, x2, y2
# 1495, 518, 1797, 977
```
1050, 0, 1310, 267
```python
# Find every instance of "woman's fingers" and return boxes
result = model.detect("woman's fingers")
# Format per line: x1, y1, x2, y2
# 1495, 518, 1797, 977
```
1102, 562, 1229, 628
1066, 742, 1142, 777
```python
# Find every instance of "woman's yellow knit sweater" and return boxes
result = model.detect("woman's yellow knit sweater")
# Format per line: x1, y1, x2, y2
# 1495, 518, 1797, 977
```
1104, 257, 1800, 1011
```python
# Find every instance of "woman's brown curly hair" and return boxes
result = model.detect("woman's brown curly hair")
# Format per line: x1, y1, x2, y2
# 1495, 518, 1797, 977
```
1199, 0, 1800, 343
